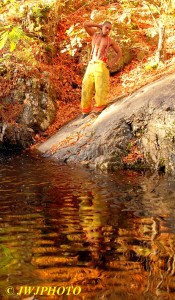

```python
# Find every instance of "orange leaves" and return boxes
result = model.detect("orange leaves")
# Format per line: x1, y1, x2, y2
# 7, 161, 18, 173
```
36, 99, 81, 143
32, 43, 83, 141
122, 140, 144, 166
0, 101, 24, 123
0, 77, 11, 100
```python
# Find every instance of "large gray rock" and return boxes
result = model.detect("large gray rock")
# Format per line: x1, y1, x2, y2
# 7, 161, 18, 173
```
37, 73, 175, 174
0, 66, 57, 149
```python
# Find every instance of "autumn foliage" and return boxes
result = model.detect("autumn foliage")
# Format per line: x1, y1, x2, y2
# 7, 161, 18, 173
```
1, 0, 175, 155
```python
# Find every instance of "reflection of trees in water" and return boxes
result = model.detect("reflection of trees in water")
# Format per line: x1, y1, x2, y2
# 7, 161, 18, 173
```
145, 218, 175, 298
30, 172, 175, 299
1, 157, 175, 299
76, 185, 175, 299
111, 216, 175, 299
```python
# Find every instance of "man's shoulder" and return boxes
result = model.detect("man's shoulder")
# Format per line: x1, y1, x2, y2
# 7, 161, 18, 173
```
109, 37, 119, 46
109, 37, 114, 44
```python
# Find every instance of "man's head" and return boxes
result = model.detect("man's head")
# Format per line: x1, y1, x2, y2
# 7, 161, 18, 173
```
102, 21, 112, 36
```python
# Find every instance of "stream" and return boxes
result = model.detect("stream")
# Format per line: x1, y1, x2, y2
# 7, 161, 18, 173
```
0, 152, 175, 299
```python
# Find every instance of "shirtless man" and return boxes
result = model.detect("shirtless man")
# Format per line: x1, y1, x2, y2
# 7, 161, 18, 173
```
81, 20, 122, 118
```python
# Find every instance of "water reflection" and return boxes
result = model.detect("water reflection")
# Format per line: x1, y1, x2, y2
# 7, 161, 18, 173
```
0, 154, 175, 299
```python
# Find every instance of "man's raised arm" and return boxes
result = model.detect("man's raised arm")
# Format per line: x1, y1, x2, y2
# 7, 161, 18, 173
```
84, 21, 102, 36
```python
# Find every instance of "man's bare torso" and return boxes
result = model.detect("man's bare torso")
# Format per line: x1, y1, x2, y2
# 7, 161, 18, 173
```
91, 33, 111, 61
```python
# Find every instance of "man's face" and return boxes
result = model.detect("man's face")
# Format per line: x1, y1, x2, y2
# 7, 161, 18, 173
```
102, 23, 112, 36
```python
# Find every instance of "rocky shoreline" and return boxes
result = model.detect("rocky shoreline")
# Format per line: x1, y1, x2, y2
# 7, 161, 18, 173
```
37, 73, 175, 174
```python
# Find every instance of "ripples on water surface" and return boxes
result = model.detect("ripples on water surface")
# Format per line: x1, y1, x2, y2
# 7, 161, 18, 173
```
0, 153, 175, 299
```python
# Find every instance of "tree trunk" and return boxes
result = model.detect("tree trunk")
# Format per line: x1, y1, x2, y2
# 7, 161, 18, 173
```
156, 21, 166, 62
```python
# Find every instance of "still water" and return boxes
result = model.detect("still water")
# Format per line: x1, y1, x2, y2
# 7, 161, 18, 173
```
0, 152, 175, 300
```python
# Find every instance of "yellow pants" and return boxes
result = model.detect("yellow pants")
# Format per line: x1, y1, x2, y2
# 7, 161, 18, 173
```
81, 60, 110, 113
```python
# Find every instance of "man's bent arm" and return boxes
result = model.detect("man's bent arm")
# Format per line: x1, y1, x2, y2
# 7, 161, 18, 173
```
107, 40, 122, 68
84, 21, 102, 36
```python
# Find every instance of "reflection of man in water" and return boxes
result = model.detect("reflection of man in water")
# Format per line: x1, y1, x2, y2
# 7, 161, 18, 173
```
78, 192, 109, 268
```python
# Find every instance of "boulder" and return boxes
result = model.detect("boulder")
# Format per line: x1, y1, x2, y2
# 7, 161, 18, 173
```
37, 73, 175, 174
0, 65, 57, 149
